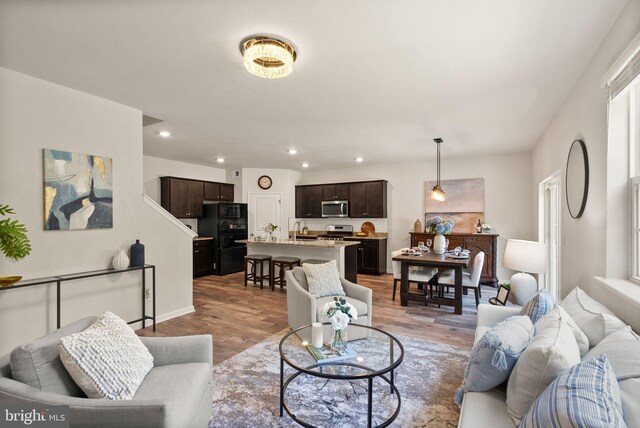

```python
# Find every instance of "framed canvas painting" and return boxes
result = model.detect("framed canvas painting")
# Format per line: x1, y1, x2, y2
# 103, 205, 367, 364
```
43, 149, 113, 230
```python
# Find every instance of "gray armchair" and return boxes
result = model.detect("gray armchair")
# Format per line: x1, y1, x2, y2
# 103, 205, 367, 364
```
285, 266, 372, 342
0, 316, 213, 428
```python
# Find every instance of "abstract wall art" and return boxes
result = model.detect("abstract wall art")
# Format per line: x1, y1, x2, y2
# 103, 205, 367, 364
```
43, 149, 113, 230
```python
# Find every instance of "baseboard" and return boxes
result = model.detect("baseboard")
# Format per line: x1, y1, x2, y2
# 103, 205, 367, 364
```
132, 305, 195, 330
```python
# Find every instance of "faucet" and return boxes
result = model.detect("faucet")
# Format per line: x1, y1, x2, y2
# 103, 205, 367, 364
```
292, 221, 301, 243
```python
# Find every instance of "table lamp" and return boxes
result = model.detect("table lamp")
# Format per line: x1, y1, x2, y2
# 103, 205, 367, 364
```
502, 239, 546, 305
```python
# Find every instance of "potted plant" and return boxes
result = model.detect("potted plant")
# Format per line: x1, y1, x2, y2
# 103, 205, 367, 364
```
0, 204, 31, 286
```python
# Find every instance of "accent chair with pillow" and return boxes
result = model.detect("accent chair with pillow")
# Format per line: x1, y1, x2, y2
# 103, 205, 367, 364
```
0, 314, 213, 428
285, 264, 372, 342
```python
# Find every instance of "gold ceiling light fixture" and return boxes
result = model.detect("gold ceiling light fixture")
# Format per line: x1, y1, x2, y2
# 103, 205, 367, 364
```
242, 36, 297, 79
431, 138, 446, 201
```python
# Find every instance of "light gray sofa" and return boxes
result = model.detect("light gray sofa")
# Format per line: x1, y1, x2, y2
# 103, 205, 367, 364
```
285, 267, 372, 341
0, 316, 213, 428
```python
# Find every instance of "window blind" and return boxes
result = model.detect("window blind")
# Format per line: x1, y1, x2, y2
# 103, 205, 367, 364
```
610, 48, 640, 99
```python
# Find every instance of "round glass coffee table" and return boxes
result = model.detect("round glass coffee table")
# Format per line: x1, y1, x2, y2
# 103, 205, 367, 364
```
279, 323, 404, 428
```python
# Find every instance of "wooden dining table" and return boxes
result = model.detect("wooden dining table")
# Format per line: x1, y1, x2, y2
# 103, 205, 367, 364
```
391, 251, 470, 314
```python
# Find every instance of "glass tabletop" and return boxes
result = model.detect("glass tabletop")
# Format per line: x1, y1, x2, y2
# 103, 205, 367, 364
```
279, 324, 404, 379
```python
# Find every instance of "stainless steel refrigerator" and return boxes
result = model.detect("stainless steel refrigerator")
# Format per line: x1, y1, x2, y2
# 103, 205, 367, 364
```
199, 203, 248, 275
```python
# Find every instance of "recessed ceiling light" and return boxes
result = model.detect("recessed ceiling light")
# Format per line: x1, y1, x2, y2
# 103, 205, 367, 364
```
301, 162, 309, 168
216, 158, 225, 163
287, 149, 298, 155
158, 131, 171, 138
355, 157, 364, 162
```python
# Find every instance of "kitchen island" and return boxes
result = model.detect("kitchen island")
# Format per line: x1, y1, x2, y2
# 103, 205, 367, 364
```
237, 239, 359, 283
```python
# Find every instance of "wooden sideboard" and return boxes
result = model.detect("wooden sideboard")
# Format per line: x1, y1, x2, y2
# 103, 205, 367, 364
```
409, 232, 499, 286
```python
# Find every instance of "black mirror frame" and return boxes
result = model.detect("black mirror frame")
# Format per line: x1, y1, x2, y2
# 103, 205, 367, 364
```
565, 139, 589, 219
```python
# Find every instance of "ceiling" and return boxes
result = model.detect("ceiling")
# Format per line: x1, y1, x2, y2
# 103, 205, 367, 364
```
0, 0, 627, 170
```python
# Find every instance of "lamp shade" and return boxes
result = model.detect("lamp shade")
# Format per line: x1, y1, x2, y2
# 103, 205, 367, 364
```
502, 239, 546, 274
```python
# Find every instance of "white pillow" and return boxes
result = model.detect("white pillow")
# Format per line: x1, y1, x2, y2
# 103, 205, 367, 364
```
560, 287, 626, 347
59, 312, 154, 400
302, 260, 346, 298
557, 305, 589, 357
506, 306, 581, 423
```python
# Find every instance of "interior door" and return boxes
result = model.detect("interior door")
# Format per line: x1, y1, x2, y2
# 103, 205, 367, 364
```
249, 192, 282, 239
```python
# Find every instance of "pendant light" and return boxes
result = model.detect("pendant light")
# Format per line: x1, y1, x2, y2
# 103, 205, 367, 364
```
431, 138, 446, 201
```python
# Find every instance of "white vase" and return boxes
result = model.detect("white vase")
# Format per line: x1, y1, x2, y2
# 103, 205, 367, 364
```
112, 250, 129, 270
434, 234, 446, 255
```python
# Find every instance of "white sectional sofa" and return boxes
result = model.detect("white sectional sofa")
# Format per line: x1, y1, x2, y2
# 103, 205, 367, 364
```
458, 292, 638, 428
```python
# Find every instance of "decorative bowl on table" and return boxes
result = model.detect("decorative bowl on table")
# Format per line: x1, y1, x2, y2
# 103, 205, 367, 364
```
354, 232, 367, 237
0, 276, 22, 287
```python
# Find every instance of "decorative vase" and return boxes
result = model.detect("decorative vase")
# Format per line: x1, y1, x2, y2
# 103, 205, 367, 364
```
330, 326, 348, 353
433, 234, 446, 255
414, 219, 422, 233
130, 239, 145, 267
112, 250, 129, 270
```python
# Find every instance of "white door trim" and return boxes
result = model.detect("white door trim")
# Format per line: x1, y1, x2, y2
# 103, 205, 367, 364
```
539, 170, 562, 300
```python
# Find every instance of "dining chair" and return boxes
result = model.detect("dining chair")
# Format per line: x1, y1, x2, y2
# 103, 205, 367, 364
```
390, 250, 438, 301
437, 251, 485, 306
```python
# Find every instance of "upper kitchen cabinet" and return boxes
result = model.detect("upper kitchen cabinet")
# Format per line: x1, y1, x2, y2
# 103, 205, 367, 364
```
349, 180, 387, 218
322, 183, 349, 201
295, 185, 323, 218
204, 182, 234, 202
161, 177, 204, 218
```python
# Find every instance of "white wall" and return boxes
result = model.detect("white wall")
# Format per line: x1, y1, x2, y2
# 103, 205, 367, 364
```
240, 168, 302, 238
531, 1, 640, 316
301, 152, 534, 278
0, 68, 194, 354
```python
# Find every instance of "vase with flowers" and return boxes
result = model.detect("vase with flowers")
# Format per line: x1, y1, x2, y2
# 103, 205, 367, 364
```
425, 216, 454, 254
0, 204, 31, 286
323, 297, 358, 353
264, 223, 278, 241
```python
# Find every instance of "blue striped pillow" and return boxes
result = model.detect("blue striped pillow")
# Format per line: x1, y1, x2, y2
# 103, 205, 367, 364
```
520, 354, 626, 428
520, 289, 555, 323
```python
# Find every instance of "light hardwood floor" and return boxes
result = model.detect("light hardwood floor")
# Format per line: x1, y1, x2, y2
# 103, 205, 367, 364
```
138, 272, 495, 364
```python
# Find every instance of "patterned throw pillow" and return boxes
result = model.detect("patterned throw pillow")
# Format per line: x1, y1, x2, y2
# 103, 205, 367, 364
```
520, 289, 555, 323
520, 355, 626, 428
302, 260, 346, 298
59, 312, 154, 400
454, 315, 533, 406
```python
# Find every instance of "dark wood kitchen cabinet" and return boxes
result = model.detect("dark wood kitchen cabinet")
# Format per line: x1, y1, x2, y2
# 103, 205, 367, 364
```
295, 185, 323, 218
349, 181, 387, 218
322, 183, 349, 201
409, 232, 499, 286
344, 238, 387, 275
204, 182, 234, 202
161, 177, 204, 218
193, 239, 213, 277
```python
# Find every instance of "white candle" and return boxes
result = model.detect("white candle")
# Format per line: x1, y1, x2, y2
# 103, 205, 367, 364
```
311, 322, 323, 348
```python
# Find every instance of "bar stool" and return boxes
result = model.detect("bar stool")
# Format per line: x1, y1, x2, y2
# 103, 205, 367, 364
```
244, 254, 272, 289
271, 256, 301, 291
301, 259, 329, 265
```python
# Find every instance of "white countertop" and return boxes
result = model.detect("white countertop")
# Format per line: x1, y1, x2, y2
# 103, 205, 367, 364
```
238, 239, 359, 248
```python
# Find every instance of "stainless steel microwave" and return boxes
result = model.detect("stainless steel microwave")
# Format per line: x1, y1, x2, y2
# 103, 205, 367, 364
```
321, 200, 349, 218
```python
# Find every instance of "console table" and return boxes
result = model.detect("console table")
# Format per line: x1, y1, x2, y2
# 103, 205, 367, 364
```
409, 232, 499, 286
0, 265, 156, 331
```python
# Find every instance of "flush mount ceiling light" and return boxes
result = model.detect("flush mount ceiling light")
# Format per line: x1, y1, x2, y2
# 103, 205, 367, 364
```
431, 138, 446, 202
355, 157, 364, 163
242, 36, 297, 79
216, 158, 225, 163
301, 162, 309, 168
158, 131, 171, 138
287, 149, 298, 155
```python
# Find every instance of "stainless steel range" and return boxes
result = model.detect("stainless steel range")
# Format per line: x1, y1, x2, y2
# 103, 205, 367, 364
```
317, 225, 353, 241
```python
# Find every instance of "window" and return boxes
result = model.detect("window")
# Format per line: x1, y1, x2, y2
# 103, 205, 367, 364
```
604, 33, 640, 281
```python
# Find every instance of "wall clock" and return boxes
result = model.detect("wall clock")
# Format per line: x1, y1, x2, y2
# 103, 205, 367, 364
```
258, 175, 273, 190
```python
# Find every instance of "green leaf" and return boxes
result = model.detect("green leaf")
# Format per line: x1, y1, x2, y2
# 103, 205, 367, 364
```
0, 204, 31, 261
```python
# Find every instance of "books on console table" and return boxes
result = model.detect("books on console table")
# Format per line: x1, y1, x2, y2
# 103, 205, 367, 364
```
306, 344, 357, 364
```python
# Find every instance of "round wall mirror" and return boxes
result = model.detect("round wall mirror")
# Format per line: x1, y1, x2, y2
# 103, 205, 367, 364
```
565, 139, 589, 219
